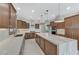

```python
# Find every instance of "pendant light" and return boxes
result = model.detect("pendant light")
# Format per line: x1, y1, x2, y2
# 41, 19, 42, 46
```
55, 3, 64, 21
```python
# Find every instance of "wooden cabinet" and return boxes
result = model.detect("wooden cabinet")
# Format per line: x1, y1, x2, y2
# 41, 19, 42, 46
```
9, 4, 16, 35
22, 21, 27, 28
0, 4, 9, 28
17, 20, 29, 29
17, 20, 23, 28
35, 34, 39, 44
26, 23, 29, 28
35, 35, 45, 53
0, 3, 16, 35
65, 14, 79, 49
65, 15, 79, 40
25, 32, 35, 39
0, 3, 16, 28
35, 34, 57, 55
10, 4, 16, 28
56, 22, 65, 29
44, 40, 57, 55
50, 21, 65, 29
54, 22, 65, 29
40, 37, 45, 52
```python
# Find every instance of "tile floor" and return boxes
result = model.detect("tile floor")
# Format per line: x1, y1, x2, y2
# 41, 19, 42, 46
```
22, 39, 44, 55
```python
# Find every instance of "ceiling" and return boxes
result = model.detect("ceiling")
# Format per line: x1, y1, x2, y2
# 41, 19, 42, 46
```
13, 3, 79, 23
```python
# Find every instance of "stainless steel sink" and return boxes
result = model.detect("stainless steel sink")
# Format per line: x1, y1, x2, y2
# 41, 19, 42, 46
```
15, 34, 23, 37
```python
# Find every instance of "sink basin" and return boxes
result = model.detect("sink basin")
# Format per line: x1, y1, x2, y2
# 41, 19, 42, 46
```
15, 34, 23, 37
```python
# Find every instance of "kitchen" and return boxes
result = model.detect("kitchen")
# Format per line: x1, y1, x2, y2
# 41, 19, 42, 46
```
0, 3, 79, 55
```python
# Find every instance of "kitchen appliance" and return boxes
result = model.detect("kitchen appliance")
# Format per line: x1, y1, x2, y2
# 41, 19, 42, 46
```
51, 27, 56, 34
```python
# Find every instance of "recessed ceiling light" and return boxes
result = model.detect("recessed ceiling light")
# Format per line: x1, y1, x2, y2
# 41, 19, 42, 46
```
52, 15, 55, 17
66, 6, 71, 10
32, 10, 35, 13
17, 7, 20, 10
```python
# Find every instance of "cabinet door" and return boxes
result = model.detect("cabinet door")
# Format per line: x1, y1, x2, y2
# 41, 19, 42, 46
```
25, 33, 29, 39
77, 30, 79, 50
25, 33, 35, 39
55, 22, 65, 29
17, 20, 23, 28
35, 34, 38, 42
40, 38, 45, 52
22, 21, 26, 28
26, 23, 29, 28
0, 3, 9, 28
65, 18, 72, 28
36, 35, 39, 44
37, 36, 41, 46
45, 40, 57, 55
37, 36, 39, 45
10, 5, 16, 28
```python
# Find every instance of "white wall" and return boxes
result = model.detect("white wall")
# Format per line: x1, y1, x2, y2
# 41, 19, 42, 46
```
0, 29, 9, 41
40, 23, 46, 33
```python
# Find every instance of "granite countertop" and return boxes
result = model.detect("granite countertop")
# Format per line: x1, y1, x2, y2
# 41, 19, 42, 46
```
36, 33, 77, 45
0, 34, 24, 55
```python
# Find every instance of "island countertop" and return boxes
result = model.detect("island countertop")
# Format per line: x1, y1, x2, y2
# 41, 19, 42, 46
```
36, 33, 77, 45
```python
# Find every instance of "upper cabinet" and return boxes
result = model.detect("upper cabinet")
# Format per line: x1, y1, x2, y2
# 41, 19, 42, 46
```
17, 20, 23, 28
50, 21, 65, 29
17, 20, 29, 29
10, 4, 16, 28
0, 3, 16, 28
0, 3, 9, 28
65, 15, 79, 29
64, 14, 79, 49
55, 22, 65, 29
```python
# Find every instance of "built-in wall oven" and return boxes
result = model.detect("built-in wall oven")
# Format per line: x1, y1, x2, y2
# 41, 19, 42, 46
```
51, 28, 56, 34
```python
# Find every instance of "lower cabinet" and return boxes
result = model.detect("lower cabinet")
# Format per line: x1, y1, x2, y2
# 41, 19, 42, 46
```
40, 38, 45, 52
25, 32, 35, 39
44, 40, 57, 55
35, 34, 38, 43
36, 35, 41, 46
35, 34, 57, 55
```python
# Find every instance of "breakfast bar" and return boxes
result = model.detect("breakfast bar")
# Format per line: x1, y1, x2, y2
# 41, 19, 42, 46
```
35, 33, 78, 55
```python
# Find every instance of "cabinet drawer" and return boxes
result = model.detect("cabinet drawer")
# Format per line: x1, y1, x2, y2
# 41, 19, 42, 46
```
25, 33, 35, 39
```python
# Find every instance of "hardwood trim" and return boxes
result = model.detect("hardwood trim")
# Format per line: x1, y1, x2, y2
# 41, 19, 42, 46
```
9, 3, 16, 12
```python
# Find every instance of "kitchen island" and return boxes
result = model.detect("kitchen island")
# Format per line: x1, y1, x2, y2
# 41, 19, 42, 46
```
14, 29, 78, 55
35, 33, 78, 55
